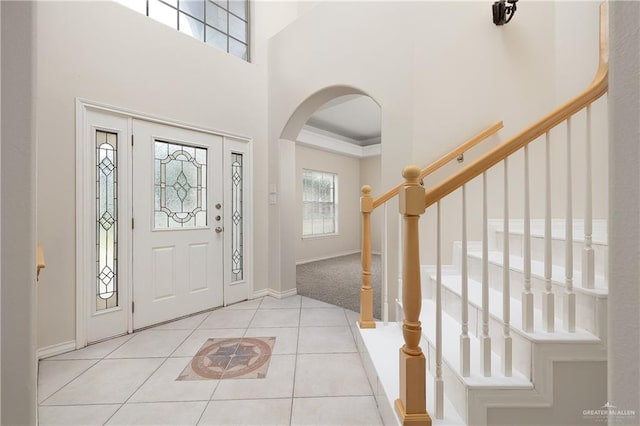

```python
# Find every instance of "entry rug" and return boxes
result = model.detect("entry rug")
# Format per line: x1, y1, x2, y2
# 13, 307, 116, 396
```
177, 337, 275, 381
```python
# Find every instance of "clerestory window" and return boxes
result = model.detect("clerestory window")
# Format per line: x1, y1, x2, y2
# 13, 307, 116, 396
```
302, 169, 338, 237
115, 0, 250, 61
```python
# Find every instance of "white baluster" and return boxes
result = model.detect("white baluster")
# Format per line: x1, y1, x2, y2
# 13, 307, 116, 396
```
481, 172, 492, 376
582, 104, 595, 289
397, 212, 403, 321
543, 132, 555, 332
565, 119, 576, 332
436, 202, 444, 419
383, 204, 389, 324
522, 145, 534, 332
503, 159, 512, 376
460, 185, 470, 377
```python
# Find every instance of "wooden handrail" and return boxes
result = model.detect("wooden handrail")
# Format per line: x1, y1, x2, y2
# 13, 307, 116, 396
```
372, 121, 503, 210
424, 4, 608, 209
37, 243, 45, 282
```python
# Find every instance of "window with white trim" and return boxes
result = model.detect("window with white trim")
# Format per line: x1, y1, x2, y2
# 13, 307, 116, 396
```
302, 169, 338, 237
114, 0, 250, 61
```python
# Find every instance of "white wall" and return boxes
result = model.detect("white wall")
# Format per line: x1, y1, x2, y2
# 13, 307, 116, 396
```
413, 1, 606, 266
251, 1, 300, 66
608, 0, 640, 415
268, 1, 594, 311
34, 1, 273, 350
295, 145, 361, 263
1, 1, 37, 423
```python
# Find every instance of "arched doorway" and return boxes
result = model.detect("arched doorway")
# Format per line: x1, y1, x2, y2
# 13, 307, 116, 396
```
278, 86, 383, 318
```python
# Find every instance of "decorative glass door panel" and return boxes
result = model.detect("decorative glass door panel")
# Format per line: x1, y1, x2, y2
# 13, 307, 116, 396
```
222, 138, 250, 306
154, 141, 208, 229
96, 130, 119, 311
231, 153, 243, 282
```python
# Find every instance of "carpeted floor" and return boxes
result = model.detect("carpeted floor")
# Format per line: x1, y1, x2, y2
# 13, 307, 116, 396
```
296, 252, 382, 320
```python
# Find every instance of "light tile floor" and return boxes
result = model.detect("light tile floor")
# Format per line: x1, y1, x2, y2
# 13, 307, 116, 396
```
38, 296, 384, 426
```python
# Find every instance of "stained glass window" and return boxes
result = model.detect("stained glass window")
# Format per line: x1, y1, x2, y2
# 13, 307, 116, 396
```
96, 130, 119, 311
302, 169, 338, 237
154, 140, 208, 229
231, 153, 243, 281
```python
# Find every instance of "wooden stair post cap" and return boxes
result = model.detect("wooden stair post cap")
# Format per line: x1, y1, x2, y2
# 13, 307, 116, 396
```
403, 166, 421, 182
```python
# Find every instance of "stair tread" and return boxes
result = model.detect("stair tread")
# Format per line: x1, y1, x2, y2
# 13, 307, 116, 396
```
419, 299, 534, 389
465, 249, 609, 296
489, 219, 608, 245
423, 268, 601, 343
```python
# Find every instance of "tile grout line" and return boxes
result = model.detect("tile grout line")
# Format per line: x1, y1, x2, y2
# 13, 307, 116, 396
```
104, 309, 218, 424
101, 403, 125, 425
39, 296, 383, 424
289, 296, 303, 426
166, 311, 214, 358
37, 359, 101, 406
349, 307, 385, 425
123, 298, 262, 424
207, 297, 262, 401
39, 331, 138, 407
196, 299, 264, 425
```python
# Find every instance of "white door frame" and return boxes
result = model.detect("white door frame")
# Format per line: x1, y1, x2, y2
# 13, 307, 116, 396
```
75, 98, 253, 348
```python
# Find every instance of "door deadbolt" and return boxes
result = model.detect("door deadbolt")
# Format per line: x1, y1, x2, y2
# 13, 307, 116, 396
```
215, 227, 223, 233
215, 215, 221, 221
215, 203, 222, 209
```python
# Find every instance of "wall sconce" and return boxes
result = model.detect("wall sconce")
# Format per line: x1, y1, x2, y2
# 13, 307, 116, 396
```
492, 0, 518, 25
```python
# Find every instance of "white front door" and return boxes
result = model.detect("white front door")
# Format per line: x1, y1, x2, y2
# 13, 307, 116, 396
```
132, 120, 224, 329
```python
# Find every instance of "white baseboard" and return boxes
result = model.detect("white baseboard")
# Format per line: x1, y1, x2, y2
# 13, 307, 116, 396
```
252, 289, 269, 298
296, 250, 360, 265
252, 288, 298, 300
37, 340, 77, 360
271, 288, 297, 299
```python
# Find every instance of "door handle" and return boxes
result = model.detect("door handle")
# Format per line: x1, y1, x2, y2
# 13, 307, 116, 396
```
215, 227, 223, 234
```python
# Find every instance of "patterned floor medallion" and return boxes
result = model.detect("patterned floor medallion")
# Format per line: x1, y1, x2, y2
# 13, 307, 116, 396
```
177, 337, 275, 381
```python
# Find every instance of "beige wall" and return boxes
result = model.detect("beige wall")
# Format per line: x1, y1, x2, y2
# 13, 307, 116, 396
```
1, 1, 37, 423
295, 145, 361, 263
608, 0, 640, 414
34, 1, 277, 350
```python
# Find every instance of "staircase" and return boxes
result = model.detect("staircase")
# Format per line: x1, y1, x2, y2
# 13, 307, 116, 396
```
355, 4, 609, 425
357, 220, 609, 425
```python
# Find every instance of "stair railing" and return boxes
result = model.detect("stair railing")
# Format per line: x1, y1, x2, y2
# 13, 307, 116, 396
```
358, 121, 504, 329
396, 3, 608, 423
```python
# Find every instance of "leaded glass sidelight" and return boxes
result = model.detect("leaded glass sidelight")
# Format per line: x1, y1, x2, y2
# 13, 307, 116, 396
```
231, 153, 243, 281
155, 141, 208, 229
96, 131, 119, 311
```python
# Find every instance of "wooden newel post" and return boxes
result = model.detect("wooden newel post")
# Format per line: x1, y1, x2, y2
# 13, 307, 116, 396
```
395, 166, 431, 426
359, 185, 376, 329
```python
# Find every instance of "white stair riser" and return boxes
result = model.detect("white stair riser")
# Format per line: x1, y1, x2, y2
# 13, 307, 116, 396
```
424, 276, 533, 379
455, 255, 605, 337
494, 230, 608, 279
423, 336, 471, 423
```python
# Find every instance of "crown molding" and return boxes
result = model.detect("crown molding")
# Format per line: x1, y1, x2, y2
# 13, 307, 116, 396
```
297, 126, 381, 158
